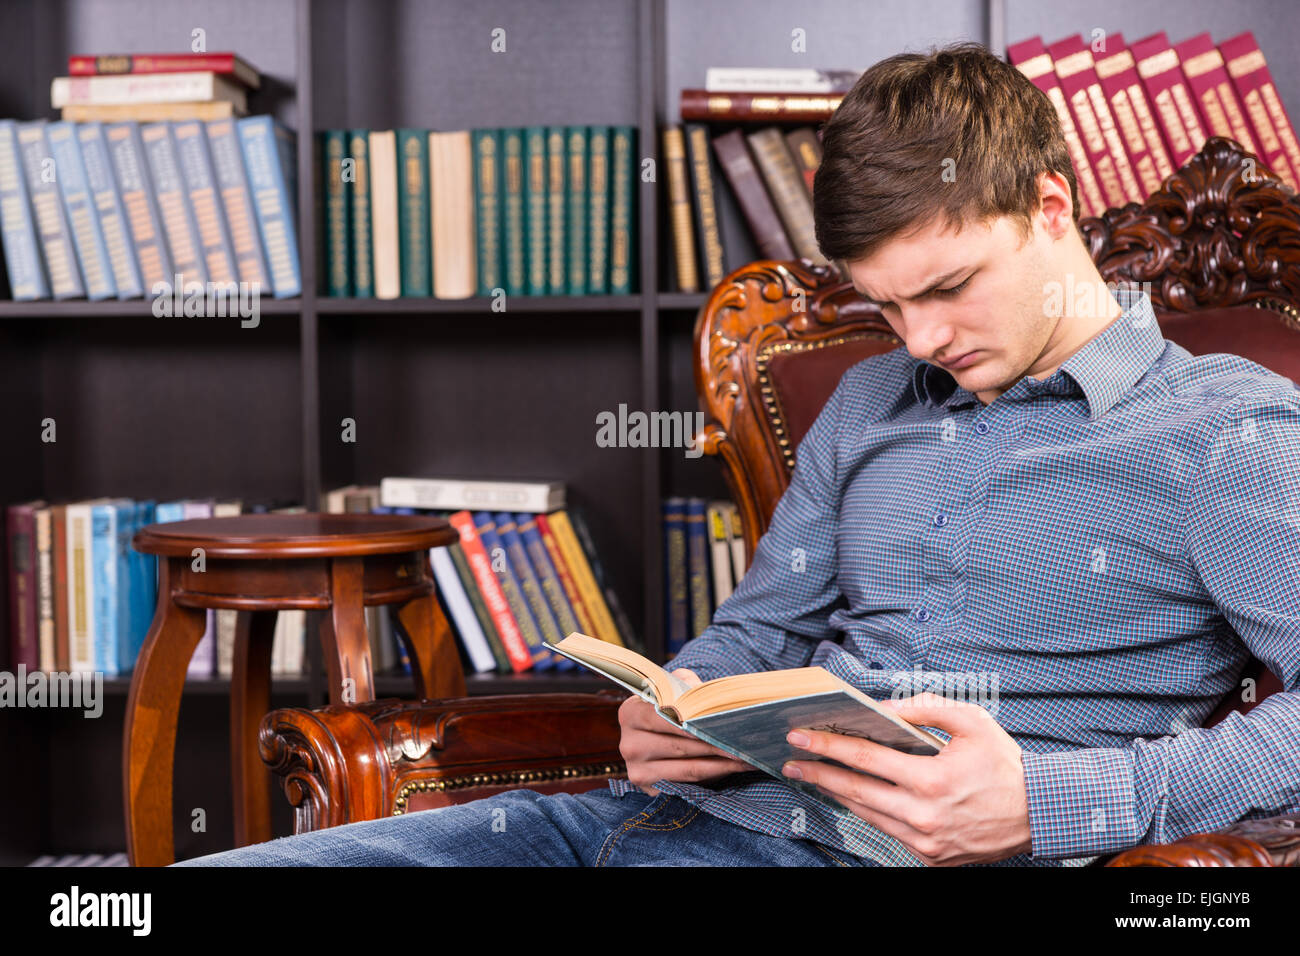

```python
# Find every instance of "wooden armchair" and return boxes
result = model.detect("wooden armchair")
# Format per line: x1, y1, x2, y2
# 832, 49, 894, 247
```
257, 137, 1299, 866
693, 137, 1300, 867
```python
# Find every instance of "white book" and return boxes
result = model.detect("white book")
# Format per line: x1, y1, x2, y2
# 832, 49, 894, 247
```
429, 546, 495, 673
703, 66, 863, 93
380, 476, 564, 514
723, 501, 747, 583
706, 501, 734, 609
51, 72, 247, 110
65, 500, 105, 673
35, 507, 55, 672
368, 130, 400, 299
429, 130, 476, 299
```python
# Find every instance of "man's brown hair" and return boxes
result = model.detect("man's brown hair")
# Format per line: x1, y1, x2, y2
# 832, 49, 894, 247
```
812, 41, 1079, 265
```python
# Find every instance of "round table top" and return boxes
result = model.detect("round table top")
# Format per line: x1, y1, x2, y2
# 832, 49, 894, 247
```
133, 512, 456, 558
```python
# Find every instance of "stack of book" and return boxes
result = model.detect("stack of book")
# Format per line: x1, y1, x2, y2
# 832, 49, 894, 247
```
662, 497, 747, 658
1010, 29, 1300, 215
0, 50, 301, 302
372, 476, 640, 673
319, 125, 638, 300
4, 498, 304, 680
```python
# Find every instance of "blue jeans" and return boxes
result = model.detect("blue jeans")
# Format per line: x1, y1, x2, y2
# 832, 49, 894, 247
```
173, 785, 881, 866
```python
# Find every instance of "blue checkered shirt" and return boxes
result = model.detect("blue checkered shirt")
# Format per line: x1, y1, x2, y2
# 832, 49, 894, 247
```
608, 288, 1300, 865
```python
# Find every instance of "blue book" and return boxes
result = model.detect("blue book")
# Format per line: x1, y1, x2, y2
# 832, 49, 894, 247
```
472, 512, 553, 669
47, 121, 116, 300
104, 122, 173, 293
685, 497, 712, 640
112, 499, 139, 674
16, 120, 85, 299
125, 500, 157, 671
515, 512, 581, 635
172, 119, 239, 286
0, 119, 49, 300
494, 512, 575, 671
140, 122, 207, 287
91, 500, 132, 676
206, 118, 270, 291
237, 116, 301, 297
76, 122, 144, 299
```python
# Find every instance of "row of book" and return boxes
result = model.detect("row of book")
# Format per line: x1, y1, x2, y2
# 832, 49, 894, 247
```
0, 116, 302, 301
320, 126, 639, 300
662, 121, 826, 294
1008, 29, 1300, 215
663, 497, 748, 658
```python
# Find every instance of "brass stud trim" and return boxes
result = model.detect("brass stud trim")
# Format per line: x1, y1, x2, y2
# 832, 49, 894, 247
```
391, 763, 626, 815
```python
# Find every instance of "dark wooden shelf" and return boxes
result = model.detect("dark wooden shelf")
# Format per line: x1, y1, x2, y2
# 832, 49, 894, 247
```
0, 297, 303, 319
657, 292, 709, 311
317, 294, 644, 314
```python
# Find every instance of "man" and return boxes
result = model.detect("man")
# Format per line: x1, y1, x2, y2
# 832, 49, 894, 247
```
179, 42, 1300, 867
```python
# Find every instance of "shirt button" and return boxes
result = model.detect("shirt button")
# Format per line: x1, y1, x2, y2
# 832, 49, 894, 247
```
933, 512, 947, 527
975, 421, 990, 434
915, 608, 930, 622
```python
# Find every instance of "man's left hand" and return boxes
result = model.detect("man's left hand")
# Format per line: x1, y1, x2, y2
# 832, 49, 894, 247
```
782, 693, 1032, 866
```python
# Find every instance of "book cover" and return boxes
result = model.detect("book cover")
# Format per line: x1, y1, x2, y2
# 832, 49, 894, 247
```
379, 476, 563, 513
586, 125, 610, 295
396, 128, 431, 297
6, 502, 44, 671
662, 497, 689, 657
206, 118, 271, 291
447, 510, 533, 672
368, 129, 399, 300
684, 122, 725, 290
173, 119, 239, 285
35, 507, 55, 671
429, 130, 475, 299
52, 504, 70, 672
680, 89, 843, 122
348, 129, 374, 297
662, 125, 698, 292
1174, 32, 1258, 158
0, 119, 50, 300
430, 545, 496, 673
1131, 31, 1209, 168
724, 500, 747, 584
472, 127, 503, 297
491, 512, 572, 669
711, 128, 797, 261
472, 512, 554, 669
565, 125, 588, 295
784, 126, 822, 197
90, 500, 131, 676
706, 500, 734, 611
64, 501, 99, 673
48, 120, 117, 299
1093, 34, 1175, 189
523, 126, 548, 295
17, 120, 86, 298
320, 129, 350, 295
141, 121, 207, 287
608, 125, 636, 294
51, 72, 248, 111
533, 511, 597, 638
501, 127, 526, 296
104, 121, 173, 292
685, 497, 712, 639
1220, 31, 1300, 190
68, 52, 262, 89
237, 115, 301, 297
76, 121, 145, 298
515, 512, 582, 640
447, 538, 511, 673
545, 126, 566, 294
538, 510, 624, 647
746, 126, 829, 263
127, 499, 157, 672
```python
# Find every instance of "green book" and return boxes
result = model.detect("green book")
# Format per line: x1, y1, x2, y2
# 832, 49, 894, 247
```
609, 125, 636, 295
501, 128, 526, 297
395, 128, 431, 297
348, 129, 374, 297
523, 126, 548, 296
586, 125, 611, 295
546, 126, 566, 295
473, 128, 504, 297
322, 130, 351, 296
565, 126, 588, 295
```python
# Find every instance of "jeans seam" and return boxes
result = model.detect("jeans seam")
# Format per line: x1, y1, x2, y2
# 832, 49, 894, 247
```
594, 794, 670, 867
812, 843, 851, 867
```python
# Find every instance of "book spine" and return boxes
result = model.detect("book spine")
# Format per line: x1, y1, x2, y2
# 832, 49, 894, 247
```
662, 126, 698, 292
51, 506, 69, 672
1094, 40, 1176, 184
501, 127, 526, 296
710, 128, 796, 261
430, 545, 496, 672
206, 118, 270, 291
516, 513, 581, 635
784, 126, 822, 197
322, 130, 351, 295
680, 89, 842, 122
685, 498, 712, 639
113, 501, 136, 674
724, 501, 747, 582
367, 129, 399, 300
237, 116, 301, 297
586, 125, 610, 295
534, 513, 597, 637
130, 500, 157, 670
51, 72, 243, 108
17, 121, 86, 299
684, 123, 726, 289
1093, 44, 1164, 197
608, 125, 635, 295
473, 128, 503, 296
706, 501, 734, 611
396, 128, 431, 296
0, 120, 50, 300
35, 508, 54, 671
1008, 38, 1105, 218
472, 513, 553, 668
545, 126, 566, 294
90, 505, 118, 676
1222, 32, 1300, 190
105, 122, 173, 291
565, 126, 588, 295
704, 67, 862, 94
1175, 34, 1258, 156
429, 131, 476, 299
539, 510, 624, 647
1132, 33, 1208, 167
48, 120, 117, 299
65, 505, 95, 673
141, 121, 207, 286
746, 127, 828, 262
348, 129, 373, 297
663, 497, 689, 656
493, 514, 570, 667
6, 505, 41, 671
173, 119, 239, 285
447, 511, 533, 671
1049, 40, 1141, 208
76, 121, 144, 298
69, 53, 247, 80
447, 539, 511, 673
378, 476, 560, 513
523, 126, 548, 295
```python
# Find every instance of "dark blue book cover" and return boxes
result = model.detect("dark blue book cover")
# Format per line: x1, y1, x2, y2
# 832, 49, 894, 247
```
472, 512, 553, 669
685, 497, 712, 640
495, 512, 575, 671
662, 497, 689, 657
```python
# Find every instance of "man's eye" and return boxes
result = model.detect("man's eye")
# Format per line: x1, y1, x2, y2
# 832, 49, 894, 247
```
933, 277, 971, 298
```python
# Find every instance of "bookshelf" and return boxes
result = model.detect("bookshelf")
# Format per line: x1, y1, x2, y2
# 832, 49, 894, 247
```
3, 0, 1299, 863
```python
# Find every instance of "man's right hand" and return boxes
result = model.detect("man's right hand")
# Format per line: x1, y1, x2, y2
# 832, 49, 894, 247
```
618, 667, 754, 796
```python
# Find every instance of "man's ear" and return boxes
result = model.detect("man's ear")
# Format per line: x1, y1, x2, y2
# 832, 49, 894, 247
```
1037, 170, 1075, 240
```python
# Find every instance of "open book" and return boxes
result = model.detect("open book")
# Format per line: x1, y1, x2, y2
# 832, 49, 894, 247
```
547, 633, 945, 816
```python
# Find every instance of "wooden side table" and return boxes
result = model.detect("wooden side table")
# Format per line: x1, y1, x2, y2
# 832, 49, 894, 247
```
124, 513, 464, 866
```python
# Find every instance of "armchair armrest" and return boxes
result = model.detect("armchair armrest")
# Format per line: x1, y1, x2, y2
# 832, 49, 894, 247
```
258, 691, 629, 834
1104, 813, 1300, 866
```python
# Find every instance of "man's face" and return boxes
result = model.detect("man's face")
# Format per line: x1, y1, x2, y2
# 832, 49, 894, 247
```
845, 212, 1061, 404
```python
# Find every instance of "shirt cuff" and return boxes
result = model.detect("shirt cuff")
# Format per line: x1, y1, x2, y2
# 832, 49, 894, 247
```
1021, 748, 1141, 859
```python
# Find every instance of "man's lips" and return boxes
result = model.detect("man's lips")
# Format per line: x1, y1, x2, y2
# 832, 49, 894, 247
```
939, 350, 981, 370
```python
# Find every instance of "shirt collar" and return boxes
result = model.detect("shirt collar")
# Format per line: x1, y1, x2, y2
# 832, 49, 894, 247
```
910, 287, 1165, 420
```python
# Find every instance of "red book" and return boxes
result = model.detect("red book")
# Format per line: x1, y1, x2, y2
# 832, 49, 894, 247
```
1131, 31, 1208, 168
1094, 33, 1174, 193
1048, 34, 1144, 208
680, 89, 842, 123
67, 52, 260, 89
1219, 31, 1300, 190
1008, 36, 1105, 219
6, 501, 45, 671
1173, 33, 1259, 158
447, 510, 532, 672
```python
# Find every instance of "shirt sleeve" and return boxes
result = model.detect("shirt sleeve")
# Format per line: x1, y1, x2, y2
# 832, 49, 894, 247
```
666, 371, 856, 682
1021, 391, 1300, 859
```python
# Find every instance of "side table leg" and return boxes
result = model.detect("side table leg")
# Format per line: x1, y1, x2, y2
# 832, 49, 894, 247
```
230, 609, 277, 848
396, 592, 466, 699
122, 559, 209, 867
319, 556, 374, 704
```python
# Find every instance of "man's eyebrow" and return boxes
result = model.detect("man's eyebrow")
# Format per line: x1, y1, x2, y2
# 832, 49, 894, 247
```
854, 267, 971, 304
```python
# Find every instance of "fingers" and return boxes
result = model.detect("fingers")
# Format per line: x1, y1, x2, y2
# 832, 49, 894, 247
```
632, 756, 752, 788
